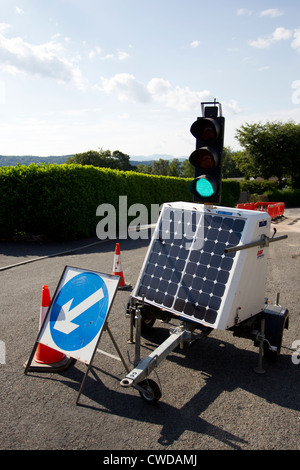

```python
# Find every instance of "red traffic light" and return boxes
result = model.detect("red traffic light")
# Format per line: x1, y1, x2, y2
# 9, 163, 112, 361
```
190, 118, 220, 142
189, 147, 219, 170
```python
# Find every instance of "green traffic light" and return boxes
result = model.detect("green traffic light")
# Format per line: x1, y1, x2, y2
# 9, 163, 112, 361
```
188, 175, 217, 199
195, 177, 215, 197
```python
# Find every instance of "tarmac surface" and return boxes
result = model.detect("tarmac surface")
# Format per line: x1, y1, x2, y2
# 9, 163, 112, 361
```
0, 207, 299, 451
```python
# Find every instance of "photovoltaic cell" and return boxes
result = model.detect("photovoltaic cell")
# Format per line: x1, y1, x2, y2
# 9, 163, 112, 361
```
136, 207, 246, 326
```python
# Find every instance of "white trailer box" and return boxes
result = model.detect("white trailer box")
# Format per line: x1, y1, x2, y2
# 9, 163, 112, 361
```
131, 201, 271, 331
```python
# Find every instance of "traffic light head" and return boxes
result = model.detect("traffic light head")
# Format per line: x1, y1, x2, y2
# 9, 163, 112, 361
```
188, 102, 225, 204
190, 116, 220, 142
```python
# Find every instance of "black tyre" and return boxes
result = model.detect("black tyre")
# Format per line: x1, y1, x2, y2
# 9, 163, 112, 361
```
140, 312, 156, 332
138, 379, 162, 404
131, 305, 156, 333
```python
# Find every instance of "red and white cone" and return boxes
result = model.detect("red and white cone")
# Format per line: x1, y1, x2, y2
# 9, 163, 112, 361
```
112, 243, 131, 290
25, 285, 73, 372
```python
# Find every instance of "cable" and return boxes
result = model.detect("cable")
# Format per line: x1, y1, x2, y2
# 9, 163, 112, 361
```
0, 239, 106, 272
0, 223, 155, 272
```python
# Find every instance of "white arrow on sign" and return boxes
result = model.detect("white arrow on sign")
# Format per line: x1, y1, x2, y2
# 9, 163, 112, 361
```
53, 288, 104, 334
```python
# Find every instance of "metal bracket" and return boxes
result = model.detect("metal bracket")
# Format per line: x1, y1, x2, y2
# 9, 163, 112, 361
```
261, 234, 269, 247
201, 100, 223, 117
224, 233, 288, 254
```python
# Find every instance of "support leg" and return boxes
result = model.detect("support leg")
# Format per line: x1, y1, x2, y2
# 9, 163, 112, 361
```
254, 319, 266, 374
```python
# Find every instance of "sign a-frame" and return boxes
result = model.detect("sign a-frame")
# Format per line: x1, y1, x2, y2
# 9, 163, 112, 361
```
25, 266, 121, 404
37, 266, 120, 364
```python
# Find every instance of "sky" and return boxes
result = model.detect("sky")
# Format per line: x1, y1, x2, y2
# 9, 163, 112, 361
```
0, 0, 299, 159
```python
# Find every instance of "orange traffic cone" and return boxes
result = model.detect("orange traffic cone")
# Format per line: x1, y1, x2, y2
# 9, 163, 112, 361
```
34, 285, 66, 365
24, 285, 73, 373
112, 243, 131, 290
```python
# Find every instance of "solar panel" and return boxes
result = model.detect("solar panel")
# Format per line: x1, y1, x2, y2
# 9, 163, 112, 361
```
132, 202, 271, 330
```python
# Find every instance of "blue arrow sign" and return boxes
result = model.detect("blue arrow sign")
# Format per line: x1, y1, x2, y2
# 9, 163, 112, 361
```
49, 272, 109, 352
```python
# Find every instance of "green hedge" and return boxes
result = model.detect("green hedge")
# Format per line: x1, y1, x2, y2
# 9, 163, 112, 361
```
240, 180, 278, 194
220, 180, 241, 207
0, 164, 240, 240
265, 188, 300, 207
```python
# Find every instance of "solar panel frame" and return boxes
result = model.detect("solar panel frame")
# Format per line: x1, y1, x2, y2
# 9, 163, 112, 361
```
132, 202, 250, 329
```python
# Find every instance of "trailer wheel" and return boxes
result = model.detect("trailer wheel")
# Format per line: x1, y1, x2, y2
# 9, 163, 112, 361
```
263, 314, 288, 363
140, 312, 156, 333
138, 379, 162, 404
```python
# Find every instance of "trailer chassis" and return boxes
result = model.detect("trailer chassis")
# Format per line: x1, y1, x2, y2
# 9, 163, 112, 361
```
120, 297, 289, 404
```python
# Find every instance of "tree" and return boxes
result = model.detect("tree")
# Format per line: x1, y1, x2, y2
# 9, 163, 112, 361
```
152, 159, 171, 176
65, 150, 102, 166
66, 148, 132, 172
135, 163, 152, 174
222, 147, 243, 178
169, 158, 182, 177
235, 121, 300, 187
111, 150, 132, 171
231, 150, 255, 179
181, 159, 194, 178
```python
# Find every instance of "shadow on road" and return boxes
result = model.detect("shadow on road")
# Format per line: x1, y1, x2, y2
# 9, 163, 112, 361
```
0, 235, 151, 270
27, 330, 300, 449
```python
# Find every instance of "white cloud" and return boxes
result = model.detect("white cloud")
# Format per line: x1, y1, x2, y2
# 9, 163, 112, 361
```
15, 6, 24, 15
237, 9, 252, 16
272, 27, 292, 41
0, 23, 11, 33
260, 9, 283, 18
0, 80, 6, 104
190, 40, 200, 49
222, 99, 242, 115
101, 73, 211, 111
249, 27, 292, 49
117, 50, 130, 60
291, 80, 300, 104
101, 73, 151, 103
100, 73, 241, 115
291, 28, 300, 53
0, 30, 87, 90
88, 46, 102, 59
249, 36, 272, 49
88, 45, 129, 61
148, 79, 211, 112
147, 77, 171, 96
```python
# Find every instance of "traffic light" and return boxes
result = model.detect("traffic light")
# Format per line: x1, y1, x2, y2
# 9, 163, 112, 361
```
188, 101, 225, 204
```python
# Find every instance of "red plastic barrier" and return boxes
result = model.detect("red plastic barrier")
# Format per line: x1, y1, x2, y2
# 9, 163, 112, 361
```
236, 203, 255, 210
255, 202, 276, 219
237, 202, 285, 219
277, 202, 285, 217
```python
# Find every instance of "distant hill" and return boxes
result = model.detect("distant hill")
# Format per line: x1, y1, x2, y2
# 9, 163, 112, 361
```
131, 154, 187, 162
131, 153, 176, 161
0, 154, 188, 168
130, 155, 188, 168
0, 155, 72, 166
130, 160, 153, 167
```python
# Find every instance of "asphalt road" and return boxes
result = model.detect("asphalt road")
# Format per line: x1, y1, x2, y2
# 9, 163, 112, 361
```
0, 208, 300, 451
